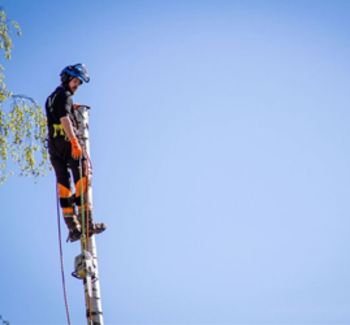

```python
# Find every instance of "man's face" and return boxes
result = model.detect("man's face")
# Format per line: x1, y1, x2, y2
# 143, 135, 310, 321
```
68, 77, 82, 94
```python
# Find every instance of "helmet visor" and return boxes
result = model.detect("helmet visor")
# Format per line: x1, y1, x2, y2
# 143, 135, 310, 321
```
73, 63, 90, 83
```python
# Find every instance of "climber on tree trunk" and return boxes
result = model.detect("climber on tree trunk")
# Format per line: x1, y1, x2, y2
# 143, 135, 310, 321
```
45, 63, 106, 242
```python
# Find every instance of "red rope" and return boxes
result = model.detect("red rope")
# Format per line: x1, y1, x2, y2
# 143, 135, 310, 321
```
56, 184, 72, 325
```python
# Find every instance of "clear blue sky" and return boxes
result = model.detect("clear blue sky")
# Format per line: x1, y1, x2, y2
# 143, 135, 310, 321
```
1, 0, 350, 324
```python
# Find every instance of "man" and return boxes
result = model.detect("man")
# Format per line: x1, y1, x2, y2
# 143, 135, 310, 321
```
45, 63, 106, 242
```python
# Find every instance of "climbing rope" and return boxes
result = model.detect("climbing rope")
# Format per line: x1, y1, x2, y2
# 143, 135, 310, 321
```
78, 157, 90, 251
78, 157, 93, 323
56, 184, 72, 325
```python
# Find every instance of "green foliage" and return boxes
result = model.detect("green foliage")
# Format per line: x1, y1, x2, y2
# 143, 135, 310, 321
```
0, 8, 21, 60
0, 7, 49, 185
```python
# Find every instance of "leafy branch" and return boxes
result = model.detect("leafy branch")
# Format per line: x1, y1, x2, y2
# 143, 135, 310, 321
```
0, 7, 49, 185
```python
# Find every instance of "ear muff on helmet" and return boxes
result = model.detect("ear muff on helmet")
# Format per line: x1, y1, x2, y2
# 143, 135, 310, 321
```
60, 66, 74, 84
60, 63, 90, 84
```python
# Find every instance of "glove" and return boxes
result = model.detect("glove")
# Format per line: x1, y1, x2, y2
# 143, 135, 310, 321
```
73, 103, 81, 110
70, 137, 82, 160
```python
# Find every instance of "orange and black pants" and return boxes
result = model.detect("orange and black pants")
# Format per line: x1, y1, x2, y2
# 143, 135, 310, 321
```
48, 137, 87, 214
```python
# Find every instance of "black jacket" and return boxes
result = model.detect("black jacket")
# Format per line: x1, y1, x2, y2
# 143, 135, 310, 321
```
45, 85, 78, 139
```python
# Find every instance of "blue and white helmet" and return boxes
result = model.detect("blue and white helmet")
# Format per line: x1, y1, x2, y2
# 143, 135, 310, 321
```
60, 63, 90, 84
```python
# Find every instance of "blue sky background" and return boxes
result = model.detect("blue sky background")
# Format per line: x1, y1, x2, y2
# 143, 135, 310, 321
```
1, 0, 350, 324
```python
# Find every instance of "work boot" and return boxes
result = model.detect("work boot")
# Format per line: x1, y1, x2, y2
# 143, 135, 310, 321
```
78, 211, 107, 237
90, 221, 107, 235
63, 214, 82, 242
